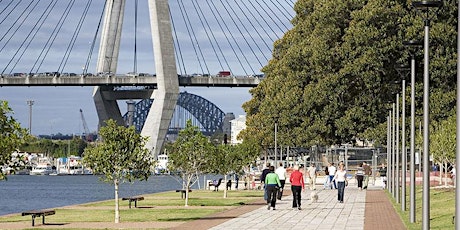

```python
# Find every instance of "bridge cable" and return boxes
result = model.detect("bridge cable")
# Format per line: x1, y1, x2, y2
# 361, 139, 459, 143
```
255, 0, 289, 32
215, 0, 257, 73
58, 0, 93, 73
133, 0, 138, 73
0, 0, 42, 74
268, 0, 294, 23
233, 0, 272, 53
244, 1, 280, 41
169, 6, 187, 76
190, 0, 226, 72
226, 0, 268, 65
192, 0, 231, 74
237, 0, 278, 44
178, 0, 210, 74
177, 0, 206, 74
6, 0, 58, 75
0, 0, 36, 50
83, 0, 106, 75
0, 0, 17, 26
30, 0, 75, 73
205, 0, 249, 75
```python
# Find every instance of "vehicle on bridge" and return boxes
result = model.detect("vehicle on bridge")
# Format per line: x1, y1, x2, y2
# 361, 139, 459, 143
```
217, 71, 231, 77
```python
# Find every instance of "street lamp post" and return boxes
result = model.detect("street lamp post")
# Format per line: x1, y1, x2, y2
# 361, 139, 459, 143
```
396, 93, 400, 203
412, 1, 442, 229
457, 0, 460, 228
392, 103, 396, 197
403, 39, 423, 223
387, 112, 392, 191
396, 64, 411, 211
274, 117, 278, 167
26, 100, 34, 134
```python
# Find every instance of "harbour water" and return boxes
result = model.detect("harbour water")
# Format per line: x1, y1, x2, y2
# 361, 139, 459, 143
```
0, 174, 212, 216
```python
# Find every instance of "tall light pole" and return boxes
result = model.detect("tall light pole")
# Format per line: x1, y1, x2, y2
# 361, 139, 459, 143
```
396, 93, 400, 203
396, 65, 411, 211
456, 0, 460, 227
391, 103, 396, 197
412, 1, 442, 229
26, 100, 34, 134
387, 112, 392, 191
403, 39, 422, 223
274, 116, 278, 167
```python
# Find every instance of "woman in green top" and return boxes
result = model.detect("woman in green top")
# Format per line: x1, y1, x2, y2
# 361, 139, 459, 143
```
265, 165, 281, 210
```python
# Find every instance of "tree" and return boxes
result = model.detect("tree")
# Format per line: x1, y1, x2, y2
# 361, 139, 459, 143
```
83, 119, 153, 223
431, 115, 456, 186
241, 0, 458, 148
0, 101, 28, 180
167, 120, 216, 206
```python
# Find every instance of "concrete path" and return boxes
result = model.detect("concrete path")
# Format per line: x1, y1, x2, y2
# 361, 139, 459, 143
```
210, 186, 366, 230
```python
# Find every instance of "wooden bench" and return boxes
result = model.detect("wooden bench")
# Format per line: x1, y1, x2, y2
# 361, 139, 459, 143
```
175, 189, 192, 199
122, 196, 144, 208
22, 209, 55, 226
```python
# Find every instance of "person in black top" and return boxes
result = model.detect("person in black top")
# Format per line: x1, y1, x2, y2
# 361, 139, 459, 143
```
260, 163, 271, 200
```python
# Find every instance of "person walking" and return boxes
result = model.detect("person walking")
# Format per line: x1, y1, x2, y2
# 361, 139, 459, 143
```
260, 163, 271, 200
275, 162, 287, 200
379, 163, 387, 189
363, 161, 372, 189
355, 162, 365, 190
265, 165, 281, 210
328, 163, 337, 189
289, 165, 305, 210
332, 164, 348, 203
323, 165, 330, 189
307, 163, 318, 190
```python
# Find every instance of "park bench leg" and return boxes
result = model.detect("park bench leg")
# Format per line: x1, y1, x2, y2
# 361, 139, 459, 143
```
128, 200, 132, 209
134, 200, 138, 208
42, 214, 45, 225
31, 214, 36, 226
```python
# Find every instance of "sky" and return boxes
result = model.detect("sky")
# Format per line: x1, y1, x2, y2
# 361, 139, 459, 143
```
0, 0, 293, 135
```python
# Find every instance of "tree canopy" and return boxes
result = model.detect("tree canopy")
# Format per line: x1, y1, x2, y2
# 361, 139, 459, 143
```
240, 0, 457, 149
0, 101, 28, 180
83, 119, 153, 223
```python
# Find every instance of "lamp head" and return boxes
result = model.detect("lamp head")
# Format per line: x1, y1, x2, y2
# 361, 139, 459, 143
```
403, 40, 423, 47
412, 1, 443, 10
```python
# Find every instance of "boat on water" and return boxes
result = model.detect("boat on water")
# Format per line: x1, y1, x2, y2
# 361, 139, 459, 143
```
29, 164, 54, 175
54, 156, 92, 175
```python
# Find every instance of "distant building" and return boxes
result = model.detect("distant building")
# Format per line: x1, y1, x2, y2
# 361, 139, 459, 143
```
230, 115, 246, 145
222, 112, 235, 136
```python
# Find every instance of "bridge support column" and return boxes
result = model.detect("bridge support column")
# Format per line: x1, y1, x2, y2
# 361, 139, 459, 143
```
141, 0, 179, 157
93, 0, 126, 128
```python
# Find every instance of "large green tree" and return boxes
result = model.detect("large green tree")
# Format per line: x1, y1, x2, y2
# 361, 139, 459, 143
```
83, 119, 153, 223
0, 101, 28, 180
167, 120, 216, 206
241, 0, 458, 149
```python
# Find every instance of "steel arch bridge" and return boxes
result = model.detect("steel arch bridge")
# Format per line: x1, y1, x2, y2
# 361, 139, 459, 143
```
123, 92, 225, 136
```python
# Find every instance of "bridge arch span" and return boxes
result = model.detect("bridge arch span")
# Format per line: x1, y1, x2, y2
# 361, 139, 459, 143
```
124, 91, 226, 136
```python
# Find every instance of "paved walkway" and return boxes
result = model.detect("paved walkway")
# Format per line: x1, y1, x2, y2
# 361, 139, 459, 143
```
175, 181, 406, 230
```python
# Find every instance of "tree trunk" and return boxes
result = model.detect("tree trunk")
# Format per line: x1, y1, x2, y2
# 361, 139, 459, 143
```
224, 174, 228, 198
114, 178, 120, 223
444, 161, 448, 187
438, 162, 442, 185
184, 175, 190, 207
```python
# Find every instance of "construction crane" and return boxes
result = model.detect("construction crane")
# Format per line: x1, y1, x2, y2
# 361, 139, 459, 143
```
79, 109, 92, 141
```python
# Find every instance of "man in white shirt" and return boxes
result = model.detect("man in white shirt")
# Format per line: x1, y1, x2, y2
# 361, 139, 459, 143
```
275, 162, 286, 200
328, 163, 337, 189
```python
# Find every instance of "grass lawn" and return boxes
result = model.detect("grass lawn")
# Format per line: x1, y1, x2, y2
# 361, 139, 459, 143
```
390, 186, 455, 230
0, 190, 264, 226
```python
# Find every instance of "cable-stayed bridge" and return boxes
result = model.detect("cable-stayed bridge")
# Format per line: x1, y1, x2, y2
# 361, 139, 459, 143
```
0, 0, 294, 157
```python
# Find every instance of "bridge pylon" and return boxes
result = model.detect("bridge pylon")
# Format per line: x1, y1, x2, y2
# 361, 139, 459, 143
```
93, 0, 178, 158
